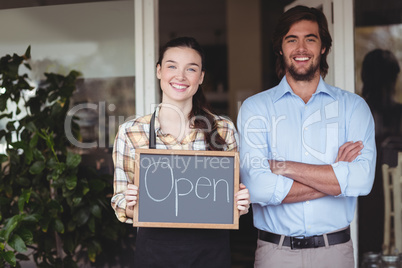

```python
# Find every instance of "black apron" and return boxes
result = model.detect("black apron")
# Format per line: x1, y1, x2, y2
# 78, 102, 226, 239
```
132, 111, 231, 268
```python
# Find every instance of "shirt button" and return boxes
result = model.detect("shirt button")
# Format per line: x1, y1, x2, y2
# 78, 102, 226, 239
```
306, 201, 310, 204
304, 127, 308, 131
305, 152, 309, 156
308, 225, 311, 229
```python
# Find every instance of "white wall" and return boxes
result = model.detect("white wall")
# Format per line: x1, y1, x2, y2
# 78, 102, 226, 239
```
0, 1, 134, 80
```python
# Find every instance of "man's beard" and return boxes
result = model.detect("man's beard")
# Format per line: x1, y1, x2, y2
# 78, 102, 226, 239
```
286, 56, 321, 82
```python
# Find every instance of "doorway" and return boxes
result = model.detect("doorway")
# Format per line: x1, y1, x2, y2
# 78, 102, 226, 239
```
354, 0, 402, 262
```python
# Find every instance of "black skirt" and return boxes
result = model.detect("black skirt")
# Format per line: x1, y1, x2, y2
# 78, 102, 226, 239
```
132, 227, 231, 268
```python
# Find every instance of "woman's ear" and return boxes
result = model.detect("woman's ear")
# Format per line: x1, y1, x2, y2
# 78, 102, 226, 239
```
156, 64, 162, 79
199, 71, 205, 85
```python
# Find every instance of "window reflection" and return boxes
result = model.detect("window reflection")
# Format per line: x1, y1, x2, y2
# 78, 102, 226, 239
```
356, 23, 402, 259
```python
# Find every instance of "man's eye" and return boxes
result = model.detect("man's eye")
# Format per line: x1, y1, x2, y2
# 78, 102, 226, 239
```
168, 65, 176, 69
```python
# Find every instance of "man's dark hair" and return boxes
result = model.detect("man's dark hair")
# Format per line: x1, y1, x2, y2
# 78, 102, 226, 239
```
362, 49, 400, 109
272, 5, 332, 79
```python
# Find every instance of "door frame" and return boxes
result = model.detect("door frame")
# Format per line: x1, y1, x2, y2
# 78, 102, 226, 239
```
134, 0, 159, 117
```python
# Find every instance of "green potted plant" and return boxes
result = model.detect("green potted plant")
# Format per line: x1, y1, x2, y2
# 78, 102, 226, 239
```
0, 47, 132, 267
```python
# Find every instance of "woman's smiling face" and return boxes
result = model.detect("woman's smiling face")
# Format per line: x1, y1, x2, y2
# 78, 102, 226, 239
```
157, 46, 205, 105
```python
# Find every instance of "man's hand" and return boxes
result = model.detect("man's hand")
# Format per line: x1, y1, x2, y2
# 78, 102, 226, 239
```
335, 141, 363, 162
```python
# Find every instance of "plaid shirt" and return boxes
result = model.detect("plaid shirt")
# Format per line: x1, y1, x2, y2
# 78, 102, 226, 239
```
111, 107, 239, 223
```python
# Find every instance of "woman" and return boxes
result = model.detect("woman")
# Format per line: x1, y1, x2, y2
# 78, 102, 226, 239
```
111, 36, 250, 267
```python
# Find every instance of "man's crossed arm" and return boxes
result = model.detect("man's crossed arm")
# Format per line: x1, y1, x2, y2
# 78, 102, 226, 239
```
269, 141, 364, 203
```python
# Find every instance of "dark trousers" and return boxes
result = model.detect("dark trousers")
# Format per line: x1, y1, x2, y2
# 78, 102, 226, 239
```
133, 227, 231, 268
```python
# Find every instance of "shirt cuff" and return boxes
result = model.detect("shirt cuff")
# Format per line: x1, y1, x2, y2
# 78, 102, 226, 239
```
116, 199, 133, 224
331, 161, 349, 197
269, 175, 294, 205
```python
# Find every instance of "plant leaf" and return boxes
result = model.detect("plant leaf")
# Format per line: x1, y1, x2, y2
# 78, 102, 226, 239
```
24, 146, 33, 165
18, 189, 31, 212
48, 200, 63, 212
65, 175, 77, 190
25, 121, 37, 133
1, 251, 17, 266
16, 227, 33, 245
18, 196, 26, 212
88, 217, 95, 233
90, 204, 102, 219
0, 96, 7, 111
53, 219, 64, 234
3, 215, 22, 241
72, 197, 82, 206
0, 154, 8, 163
29, 161, 45, 175
24, 62, 31, 70
66, 152, 81, 168
74, 208, 90, 226
9, 234, 27, 253
29, 134, 39, 149
24, 45, 31, 59
10, 141, 26, 150
22, 213, 40, 223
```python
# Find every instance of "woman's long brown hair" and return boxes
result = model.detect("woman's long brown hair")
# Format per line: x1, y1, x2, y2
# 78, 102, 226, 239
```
156, 37, 227, 151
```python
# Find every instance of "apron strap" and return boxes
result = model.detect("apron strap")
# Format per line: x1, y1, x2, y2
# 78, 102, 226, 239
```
149, 110, 157, 149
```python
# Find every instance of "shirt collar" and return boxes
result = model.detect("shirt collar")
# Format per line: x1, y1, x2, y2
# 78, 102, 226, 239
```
272, 76, 337, 103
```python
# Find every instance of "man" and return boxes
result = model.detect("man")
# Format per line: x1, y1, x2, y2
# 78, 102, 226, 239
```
237, 5, 376, 268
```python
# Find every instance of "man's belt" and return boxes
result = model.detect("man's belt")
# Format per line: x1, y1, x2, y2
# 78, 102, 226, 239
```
258, 227, 350, 249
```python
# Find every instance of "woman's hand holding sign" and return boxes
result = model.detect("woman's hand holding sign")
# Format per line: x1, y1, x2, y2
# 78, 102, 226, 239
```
125, 184, 138, 219
236, 183, 250, 216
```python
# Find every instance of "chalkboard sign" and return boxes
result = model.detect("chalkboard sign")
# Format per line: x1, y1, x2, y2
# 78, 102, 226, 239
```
133, 149, 239, 229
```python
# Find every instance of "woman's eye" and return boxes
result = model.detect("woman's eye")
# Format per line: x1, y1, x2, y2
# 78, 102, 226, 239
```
188, 68, 196, 72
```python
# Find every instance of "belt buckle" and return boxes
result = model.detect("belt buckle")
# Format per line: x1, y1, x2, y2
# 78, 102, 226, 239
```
290, 236, 305, 249
291, 235, 321, 249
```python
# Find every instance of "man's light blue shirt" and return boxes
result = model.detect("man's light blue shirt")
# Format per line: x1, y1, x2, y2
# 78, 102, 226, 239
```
237, 76, 376, 237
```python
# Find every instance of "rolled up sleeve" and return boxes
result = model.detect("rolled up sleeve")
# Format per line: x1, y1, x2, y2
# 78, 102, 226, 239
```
111, 122, 136, 224
332, 98, 376, 197
238, 99, 293, 206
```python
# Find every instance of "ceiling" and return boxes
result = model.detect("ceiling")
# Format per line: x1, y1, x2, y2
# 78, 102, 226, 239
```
1, 0, 400, 27
1, 0, 400, 39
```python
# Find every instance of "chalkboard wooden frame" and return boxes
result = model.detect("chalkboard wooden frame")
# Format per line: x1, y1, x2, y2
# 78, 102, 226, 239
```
133, 148, 239, 229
